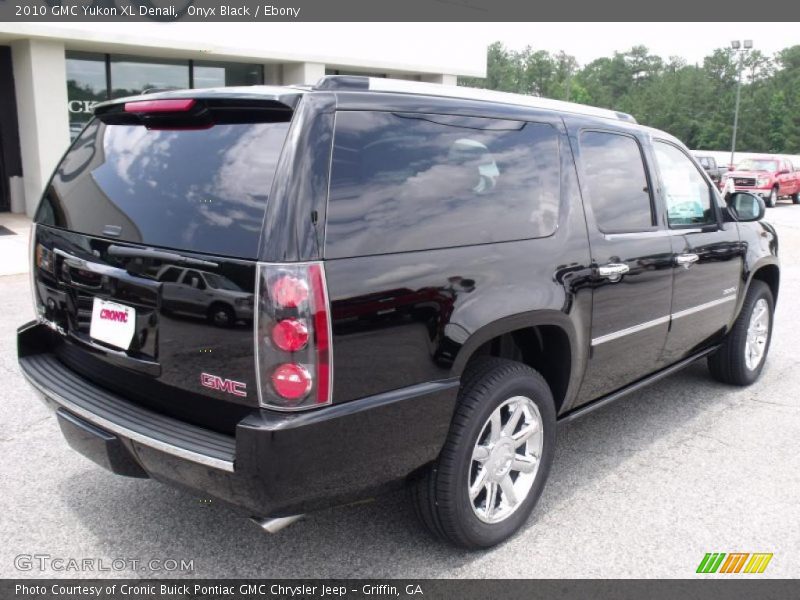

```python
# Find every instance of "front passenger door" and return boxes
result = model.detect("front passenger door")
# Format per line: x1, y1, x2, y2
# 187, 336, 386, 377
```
653, 140, 742, 364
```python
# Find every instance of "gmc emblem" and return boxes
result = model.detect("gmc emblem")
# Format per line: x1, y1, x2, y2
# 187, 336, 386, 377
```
200, 372, 247, 397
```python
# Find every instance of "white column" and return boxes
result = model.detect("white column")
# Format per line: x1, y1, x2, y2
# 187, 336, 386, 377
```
281, 62, 325, 86
263, 63, 281, 85
11, 39, 70, 217
420, 74, 458, 86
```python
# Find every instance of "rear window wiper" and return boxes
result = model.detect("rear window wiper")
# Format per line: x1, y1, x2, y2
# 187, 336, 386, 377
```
107, 245, 218, 268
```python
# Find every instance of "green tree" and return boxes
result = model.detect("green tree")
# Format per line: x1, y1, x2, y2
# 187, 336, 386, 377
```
458, 42, 798, 153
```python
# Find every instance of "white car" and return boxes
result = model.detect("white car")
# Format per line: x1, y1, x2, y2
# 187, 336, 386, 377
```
156, 266, 254, 327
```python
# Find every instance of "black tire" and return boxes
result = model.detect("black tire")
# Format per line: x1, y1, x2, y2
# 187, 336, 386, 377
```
207, 303, 235, 328
708, 280, 774, 386
412, 358, 556, 549
767, 187, 778, 208
792, 192, 800, 205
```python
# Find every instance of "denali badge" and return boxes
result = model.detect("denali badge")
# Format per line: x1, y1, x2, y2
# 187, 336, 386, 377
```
200, 372, 247, 397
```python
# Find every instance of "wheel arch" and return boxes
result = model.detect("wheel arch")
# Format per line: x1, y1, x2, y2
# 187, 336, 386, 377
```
731, 259, 780, 326
450, 311, 584, 416
749, 262, 779, 307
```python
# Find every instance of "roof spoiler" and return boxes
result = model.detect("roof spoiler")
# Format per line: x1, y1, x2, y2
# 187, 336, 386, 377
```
93, 86, 304, 117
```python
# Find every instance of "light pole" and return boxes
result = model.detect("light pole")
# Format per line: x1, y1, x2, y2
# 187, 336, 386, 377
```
730, 39, 753, 169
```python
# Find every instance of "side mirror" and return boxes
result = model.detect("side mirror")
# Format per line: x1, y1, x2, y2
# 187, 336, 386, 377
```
777, 169, 790, 175
727, 191, 765, 222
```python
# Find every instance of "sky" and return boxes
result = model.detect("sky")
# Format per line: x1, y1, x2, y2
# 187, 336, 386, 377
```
476, 22, 798, 66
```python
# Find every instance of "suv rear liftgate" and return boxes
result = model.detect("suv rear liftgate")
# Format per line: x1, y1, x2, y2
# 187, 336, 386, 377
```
19, 86, 460, 529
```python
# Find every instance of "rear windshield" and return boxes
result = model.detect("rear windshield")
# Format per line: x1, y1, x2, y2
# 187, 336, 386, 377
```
37, 117, 290, 258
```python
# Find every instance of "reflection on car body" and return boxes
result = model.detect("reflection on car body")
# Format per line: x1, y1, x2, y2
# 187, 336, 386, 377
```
157, 266, 253, 327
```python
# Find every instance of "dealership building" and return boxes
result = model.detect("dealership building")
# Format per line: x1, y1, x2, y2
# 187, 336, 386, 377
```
0, 23, 486, 217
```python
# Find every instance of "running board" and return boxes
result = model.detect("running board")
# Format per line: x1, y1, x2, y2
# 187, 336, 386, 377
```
559, 346, 718, 424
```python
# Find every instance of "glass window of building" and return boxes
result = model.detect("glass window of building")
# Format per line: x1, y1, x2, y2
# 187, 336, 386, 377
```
193, 61, 263, 88
110, 55, 189, 98
326, 68, 388, 78
66, 51, 108, 140
65, 54, 267, 140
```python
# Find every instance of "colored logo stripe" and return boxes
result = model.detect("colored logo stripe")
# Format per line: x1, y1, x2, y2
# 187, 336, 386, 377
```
744, 553, 773, 574
697, 553, 726, 573
719, 553, 749, 573
697, 552, 773, 574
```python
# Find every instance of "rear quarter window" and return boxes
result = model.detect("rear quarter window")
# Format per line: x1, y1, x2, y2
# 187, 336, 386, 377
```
325, 111, 561, 258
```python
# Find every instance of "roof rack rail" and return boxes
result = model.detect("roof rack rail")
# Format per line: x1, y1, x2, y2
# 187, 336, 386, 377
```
313, 75, 636, 124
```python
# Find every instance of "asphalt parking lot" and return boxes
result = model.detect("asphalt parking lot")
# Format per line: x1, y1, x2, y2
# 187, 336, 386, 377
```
2, 206, 800, 579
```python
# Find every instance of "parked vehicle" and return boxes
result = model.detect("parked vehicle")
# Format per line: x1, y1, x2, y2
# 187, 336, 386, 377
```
156, 266, 253, 327
691, 151, 724, 184
720, 155, 800, 207
18, 77, 779, 549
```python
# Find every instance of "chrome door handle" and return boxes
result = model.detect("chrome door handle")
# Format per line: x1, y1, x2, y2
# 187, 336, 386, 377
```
597, 263, 630, 282
675, 253, 699, 268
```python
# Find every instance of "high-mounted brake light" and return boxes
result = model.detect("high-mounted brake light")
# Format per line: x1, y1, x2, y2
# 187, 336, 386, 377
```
124, 98, 196, 113
255, 262, 333, 410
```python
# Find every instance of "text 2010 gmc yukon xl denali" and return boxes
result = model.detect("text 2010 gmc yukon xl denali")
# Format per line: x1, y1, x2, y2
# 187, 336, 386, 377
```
18, 77, 779, 548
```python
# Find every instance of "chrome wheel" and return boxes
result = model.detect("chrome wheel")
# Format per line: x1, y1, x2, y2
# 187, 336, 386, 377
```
744, 298, 769, 371
468, 396, 543, 524
212, 308, 233, 327
769, 188, 777, 207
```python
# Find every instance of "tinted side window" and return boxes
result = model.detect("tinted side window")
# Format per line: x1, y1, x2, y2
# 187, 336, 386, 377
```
579, 131, 654, 233
158, 267, 182, 283
326, 111, 560, 258
653, 141, 715, 227
184, 270, 206, 290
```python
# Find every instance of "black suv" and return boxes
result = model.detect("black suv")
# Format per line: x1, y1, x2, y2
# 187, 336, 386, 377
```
18, 76, 779, 548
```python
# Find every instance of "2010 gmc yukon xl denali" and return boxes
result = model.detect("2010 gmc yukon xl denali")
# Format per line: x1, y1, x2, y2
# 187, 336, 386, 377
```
18, 76, 779, 548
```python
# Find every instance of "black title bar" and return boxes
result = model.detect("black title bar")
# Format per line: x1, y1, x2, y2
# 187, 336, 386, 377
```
1, 0, 800, 21
3, 579, 800, 600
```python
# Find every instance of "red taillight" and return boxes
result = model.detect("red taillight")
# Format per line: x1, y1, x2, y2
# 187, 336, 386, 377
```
255, 262, 333, 410
309, 264, 331, 406
271, 318, 309, 352
124, 98, 196, 113
271, 275, 309, 308
271, 363, 312, 401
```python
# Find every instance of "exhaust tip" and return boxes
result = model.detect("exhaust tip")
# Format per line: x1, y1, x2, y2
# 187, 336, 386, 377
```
250, 514, 304, 534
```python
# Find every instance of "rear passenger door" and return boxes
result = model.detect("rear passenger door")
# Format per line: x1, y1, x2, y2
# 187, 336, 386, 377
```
652, 140, 742, 363
570, 126, 675, 402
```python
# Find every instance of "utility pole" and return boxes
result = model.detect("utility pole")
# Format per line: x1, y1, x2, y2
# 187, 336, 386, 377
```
730, 39, 753, 169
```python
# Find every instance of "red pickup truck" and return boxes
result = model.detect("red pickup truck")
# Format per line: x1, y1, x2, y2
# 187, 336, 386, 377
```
720, 156, 800, 207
